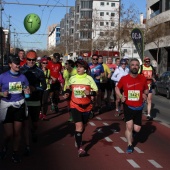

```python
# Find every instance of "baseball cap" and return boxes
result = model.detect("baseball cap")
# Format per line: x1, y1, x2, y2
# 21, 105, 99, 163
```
26, 50, 37, 59
123, 56, 129, 60
37, 57, 41, 61
144, 57, 150, 61
41, 58, 48, 63
8, 55, 20, 65
120, 59, 127, 64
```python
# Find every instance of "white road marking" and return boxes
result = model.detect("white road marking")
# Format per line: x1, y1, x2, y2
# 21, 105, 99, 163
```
96, 116, 102, 120
97, 128, 103, 133
89, 122, 96, 126
148, 160, 163, 168
105, 137, 113, 142
114, 147, 124, 153
134, 147, 144, 153
120, 137, 127, 142
103, 122, 109, 126
111, 129, 119, 133
127, 159, 140, 168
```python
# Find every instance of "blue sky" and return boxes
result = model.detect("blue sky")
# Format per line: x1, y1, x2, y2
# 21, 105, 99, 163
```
1, 0, 146, 51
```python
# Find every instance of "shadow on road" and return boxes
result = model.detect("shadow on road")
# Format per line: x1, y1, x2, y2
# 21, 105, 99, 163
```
84, 122, 120, 153
133, 121, 156, 146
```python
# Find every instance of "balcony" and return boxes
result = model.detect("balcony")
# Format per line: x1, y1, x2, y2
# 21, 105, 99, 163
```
150, 9, 160, 18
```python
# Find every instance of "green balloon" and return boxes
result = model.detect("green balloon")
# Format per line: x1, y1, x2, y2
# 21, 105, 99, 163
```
24, 13, 41, 34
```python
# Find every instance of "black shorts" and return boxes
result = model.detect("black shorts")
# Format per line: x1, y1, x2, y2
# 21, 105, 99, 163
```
3, 103, 26, 123
71, 108, 90, 124
50, 81, 60, 92
123, 104, 142, 126
26, 106, 41, 122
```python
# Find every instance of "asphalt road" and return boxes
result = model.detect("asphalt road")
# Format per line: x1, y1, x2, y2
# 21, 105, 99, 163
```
0, 96, 170, 170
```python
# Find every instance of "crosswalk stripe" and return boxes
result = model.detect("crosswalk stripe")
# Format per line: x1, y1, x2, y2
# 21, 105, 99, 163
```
89, 122, 96, 126
127, 159, 140, 168
120, 137, 127, 142
105, 137, 113, 142
96, 116, 102, 120
103, 122, 109, 126
134, 147, 144, 153
114, 147, 124, 153
148, 160, 163, 168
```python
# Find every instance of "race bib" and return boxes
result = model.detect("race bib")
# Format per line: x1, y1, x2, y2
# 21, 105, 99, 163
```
9, 82, 22, 94
73, 87, 86, 98
128, 90, 140, 101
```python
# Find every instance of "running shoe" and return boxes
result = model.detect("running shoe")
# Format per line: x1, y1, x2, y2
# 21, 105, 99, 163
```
78, 148, 86, 157
0, 147, 7, 160
39, 112, 43, 119
12, 152, 21, 163
126, 145, 134, 154
89, 110, 94, 119
24, 146, 31, 156
146, 115, 153, 120
114, 109, 120, 117
68, 116, 73, 122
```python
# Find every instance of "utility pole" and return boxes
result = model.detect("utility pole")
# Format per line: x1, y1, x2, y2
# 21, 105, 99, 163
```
118, 0, 121, 58
65, 0, 68, 56
7, 15, 11, 55
13, 28, 16, 55
0, 0, 4, 70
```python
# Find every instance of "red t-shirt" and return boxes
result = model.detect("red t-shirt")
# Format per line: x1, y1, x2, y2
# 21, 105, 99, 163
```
47, 61, 62, 79
117, 74, 148, 107
20, 59, 26, 66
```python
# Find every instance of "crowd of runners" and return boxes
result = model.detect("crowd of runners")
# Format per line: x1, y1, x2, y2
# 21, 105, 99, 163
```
0, 49, 156, 162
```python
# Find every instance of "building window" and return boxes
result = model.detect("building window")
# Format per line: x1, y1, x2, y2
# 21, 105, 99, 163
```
81, 1, 92, 9
80, 11, 92, 19
100, 22, 104, 26
106, 22, 109, 26
100, 12, 104, 16
124, 49, 127, 53
111, 22, 115, 26
134, 49, 137, 53
106, 12, 109, 15
100, 32, 104, 36
111, 3, 115, 7
100, 2, 104, 6
111, 13, 115, 17
107, 2, 109, 5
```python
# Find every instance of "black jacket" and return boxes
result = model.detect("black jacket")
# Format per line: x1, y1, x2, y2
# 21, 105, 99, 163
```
20, 64, 47, 101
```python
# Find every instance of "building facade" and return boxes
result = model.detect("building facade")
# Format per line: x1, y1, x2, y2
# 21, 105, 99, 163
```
47, 24, 60, 49
145, 0, 170, 74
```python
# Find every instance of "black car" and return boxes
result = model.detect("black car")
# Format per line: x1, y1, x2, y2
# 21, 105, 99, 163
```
155, 71, 170, 99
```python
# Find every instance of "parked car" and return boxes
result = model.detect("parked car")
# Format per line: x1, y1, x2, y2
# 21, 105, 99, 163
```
155, 71, 170, 99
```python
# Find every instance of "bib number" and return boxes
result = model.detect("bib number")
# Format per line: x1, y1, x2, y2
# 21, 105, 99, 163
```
128, 90, 140, 101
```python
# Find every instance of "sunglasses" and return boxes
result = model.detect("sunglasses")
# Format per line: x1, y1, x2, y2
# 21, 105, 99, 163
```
65, 63, 68, 65
121, 63, 126, 65
42, 62, 48, 64
92, 58, 98, 60
145, 61, 150, 63
27, 58, 36, 61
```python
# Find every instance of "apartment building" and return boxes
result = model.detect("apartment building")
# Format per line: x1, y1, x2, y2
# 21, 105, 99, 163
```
145, 0, 170, 74
47, 24, 60, 50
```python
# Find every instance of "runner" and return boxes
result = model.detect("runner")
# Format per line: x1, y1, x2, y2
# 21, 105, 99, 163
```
139, 57, 156, 120
47, 53, 62, 113
63, 60, 77, 122
39, 58, 51, 120
20, 50, 46, 155
0, 55, 30, 163
111, 59, 129, 116
89, 54, 104, 114
64, 60, 98, 157
98, 55, 112, 107
115, 58, 149, 153
18, 49, 26, 66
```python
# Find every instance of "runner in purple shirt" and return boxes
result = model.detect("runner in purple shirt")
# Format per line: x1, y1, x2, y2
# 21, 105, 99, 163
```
0, 55, 30, 163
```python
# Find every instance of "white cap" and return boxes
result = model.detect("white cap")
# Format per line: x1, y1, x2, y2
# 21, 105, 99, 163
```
37, 57, 41, 61
123, 56, 129, 59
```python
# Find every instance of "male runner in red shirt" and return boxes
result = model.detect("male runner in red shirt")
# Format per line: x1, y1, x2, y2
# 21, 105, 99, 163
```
47, 53, 62, 112
115, 58, 148, 153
